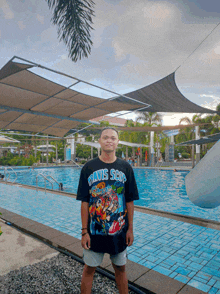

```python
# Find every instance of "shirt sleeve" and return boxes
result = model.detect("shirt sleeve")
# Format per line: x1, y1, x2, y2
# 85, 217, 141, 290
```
125, 165, 139, 202
76, 166, 90, 202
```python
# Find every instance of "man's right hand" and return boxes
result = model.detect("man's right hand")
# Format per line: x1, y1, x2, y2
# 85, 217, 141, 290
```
81, 233, 91, 250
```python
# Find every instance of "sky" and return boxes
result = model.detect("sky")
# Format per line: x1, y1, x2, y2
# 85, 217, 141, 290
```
1, 0, 220, 126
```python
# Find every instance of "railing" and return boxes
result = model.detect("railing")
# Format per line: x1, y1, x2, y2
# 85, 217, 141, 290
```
4, 167, 17, 183
69, 159, 81, 168
47, 175, 63, 191
36, 173, 64, 192
36, 173, 53, 193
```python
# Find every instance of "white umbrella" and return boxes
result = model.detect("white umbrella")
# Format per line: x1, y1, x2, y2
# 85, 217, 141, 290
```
0, 136, 20, 144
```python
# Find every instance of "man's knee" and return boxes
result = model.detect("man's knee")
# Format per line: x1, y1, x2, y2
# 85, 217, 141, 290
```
84, 264, 97, 274
112, 263, 126, 273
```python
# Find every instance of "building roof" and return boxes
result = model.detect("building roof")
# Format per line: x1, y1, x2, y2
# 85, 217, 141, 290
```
90, 115, 127, 126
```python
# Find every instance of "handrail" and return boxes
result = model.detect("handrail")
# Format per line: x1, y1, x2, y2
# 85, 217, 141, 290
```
36, 173, 53, 193
47, 175, 63, 190
4, 167, 17, 183
69, 159, 81, 168
47, 175, 59, 186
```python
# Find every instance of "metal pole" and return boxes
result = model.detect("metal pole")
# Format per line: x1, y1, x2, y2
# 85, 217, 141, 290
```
46, 137, 49, 166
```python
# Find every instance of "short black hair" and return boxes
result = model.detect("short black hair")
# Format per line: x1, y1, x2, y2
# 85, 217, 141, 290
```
100, 127, 119, 138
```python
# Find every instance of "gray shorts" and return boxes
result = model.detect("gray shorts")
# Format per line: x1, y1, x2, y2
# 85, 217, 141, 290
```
83, 248, 127, 267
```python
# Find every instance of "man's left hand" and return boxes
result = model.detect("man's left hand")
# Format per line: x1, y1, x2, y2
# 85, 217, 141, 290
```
126, 229, 134, 246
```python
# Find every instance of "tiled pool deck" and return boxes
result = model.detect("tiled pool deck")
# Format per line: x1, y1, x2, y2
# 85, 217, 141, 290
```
0, 182, 220, 294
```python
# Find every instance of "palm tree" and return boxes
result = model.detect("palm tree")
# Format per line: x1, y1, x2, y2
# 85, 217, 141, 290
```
47, 0, 95, 62
136, 112, 162, 125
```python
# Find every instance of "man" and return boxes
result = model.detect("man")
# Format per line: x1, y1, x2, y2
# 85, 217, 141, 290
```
77, 127, 139, 294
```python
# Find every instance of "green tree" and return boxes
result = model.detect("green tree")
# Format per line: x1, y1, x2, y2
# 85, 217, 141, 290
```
136, 112, 162, 125
46, 0, 95, 62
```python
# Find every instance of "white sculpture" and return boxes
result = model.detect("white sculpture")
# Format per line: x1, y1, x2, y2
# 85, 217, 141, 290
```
185, 140, 220, 208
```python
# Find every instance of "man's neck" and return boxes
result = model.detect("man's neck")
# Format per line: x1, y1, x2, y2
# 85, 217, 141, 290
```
99, 151, 117, 163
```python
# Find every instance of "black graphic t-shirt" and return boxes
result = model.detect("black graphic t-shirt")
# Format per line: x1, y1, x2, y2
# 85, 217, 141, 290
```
77, 157, 139, 255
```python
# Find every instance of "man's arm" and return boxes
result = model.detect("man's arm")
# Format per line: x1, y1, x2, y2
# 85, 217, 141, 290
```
81, 201, 91, 249
126, 201, 134, 246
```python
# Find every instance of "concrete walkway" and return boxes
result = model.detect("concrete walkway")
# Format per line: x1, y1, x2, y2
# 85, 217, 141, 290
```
0, 219, 58, 276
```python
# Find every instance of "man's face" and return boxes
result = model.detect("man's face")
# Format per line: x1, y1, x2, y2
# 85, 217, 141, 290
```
99, 129, 119, 153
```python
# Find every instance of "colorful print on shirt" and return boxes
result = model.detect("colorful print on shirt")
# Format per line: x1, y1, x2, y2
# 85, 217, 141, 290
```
88, 168, 127, 236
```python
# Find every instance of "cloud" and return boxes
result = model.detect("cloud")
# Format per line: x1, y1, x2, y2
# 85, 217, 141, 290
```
36, 14, 44, 25
0, 0, 14, 19
18, 20, 25, 30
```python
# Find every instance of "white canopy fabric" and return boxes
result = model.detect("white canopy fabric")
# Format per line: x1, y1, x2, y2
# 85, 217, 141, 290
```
76, 141, 100, 148
0, 135, 20, 144
119, 141, 149, 148
37, 144, 56, 148
76, 140, 149, 148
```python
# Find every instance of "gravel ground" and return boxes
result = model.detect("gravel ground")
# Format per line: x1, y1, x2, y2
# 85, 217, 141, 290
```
0, 253, 137, 294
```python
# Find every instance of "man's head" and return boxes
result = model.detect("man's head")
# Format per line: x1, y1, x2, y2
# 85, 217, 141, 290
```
99, 127, 119, 153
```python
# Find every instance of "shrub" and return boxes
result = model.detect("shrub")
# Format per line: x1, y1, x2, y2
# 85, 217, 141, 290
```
181, 152, 190, 159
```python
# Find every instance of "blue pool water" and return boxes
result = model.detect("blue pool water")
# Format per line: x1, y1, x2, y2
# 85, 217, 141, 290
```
2, 167, 220, 221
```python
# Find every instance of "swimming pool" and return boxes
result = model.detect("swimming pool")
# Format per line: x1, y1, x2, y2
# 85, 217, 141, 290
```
2, 167, 220, 221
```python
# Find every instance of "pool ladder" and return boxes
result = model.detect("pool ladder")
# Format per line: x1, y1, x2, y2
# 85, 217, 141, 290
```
2, 167, 17, 183
36, 173, 63, 193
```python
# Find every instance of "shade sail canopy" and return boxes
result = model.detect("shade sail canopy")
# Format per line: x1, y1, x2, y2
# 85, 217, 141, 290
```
124, 73, 216, 114
177, 133, 220, 145
0, 57, 145, 137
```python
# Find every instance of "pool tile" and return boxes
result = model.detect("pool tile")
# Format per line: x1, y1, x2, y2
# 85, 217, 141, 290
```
209, 288, 219, 294
153, 265, 172, 276
175, 274, 190, 284
175, 266, 191, 276
187, 279, 211, 293
215, 281, 220, 290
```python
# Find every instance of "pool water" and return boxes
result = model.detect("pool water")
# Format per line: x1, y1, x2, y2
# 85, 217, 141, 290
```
3, 167, 220, 221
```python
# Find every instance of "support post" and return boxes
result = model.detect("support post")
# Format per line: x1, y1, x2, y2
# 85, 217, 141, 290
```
195, 126, 200, 164
91, 146, 93, 159
140, 147, 142, 166
192, 144, 195, 168
46, 137, 49, 166
56, 142, 58, 161
150, 131, 155, 167
34, 140, 37, 158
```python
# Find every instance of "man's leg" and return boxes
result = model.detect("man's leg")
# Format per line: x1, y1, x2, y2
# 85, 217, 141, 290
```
81, 264, 96, 294
112, 263, 129, 294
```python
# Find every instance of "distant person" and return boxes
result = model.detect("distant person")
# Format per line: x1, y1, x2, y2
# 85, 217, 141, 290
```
127, 158, 132, 165
77, 127, 139, 294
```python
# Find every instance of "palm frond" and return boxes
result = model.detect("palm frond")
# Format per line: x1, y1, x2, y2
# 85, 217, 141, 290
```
47, 0, 95, 62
